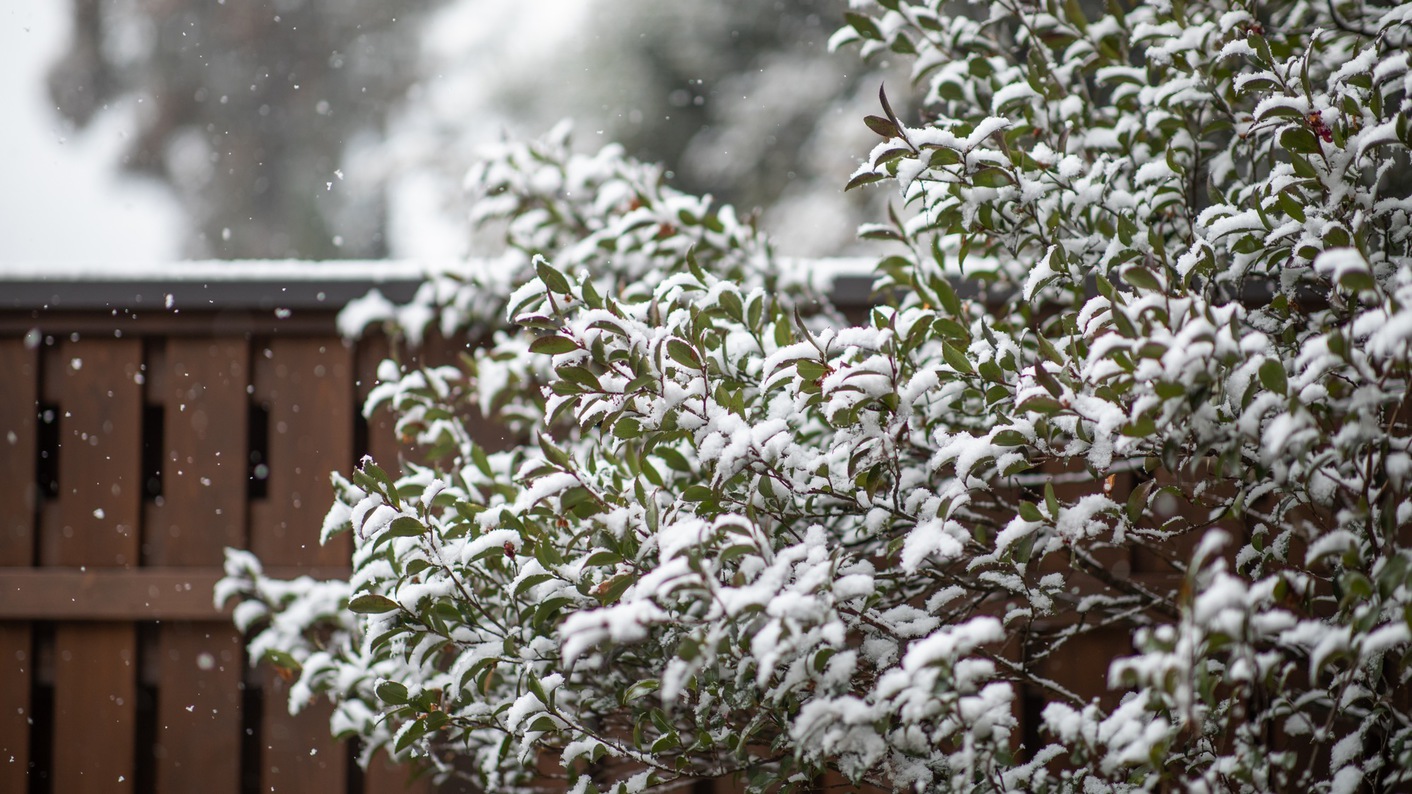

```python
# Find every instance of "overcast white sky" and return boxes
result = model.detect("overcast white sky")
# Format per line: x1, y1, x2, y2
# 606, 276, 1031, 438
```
0, 1, 183, 266
0, 0, 598, 267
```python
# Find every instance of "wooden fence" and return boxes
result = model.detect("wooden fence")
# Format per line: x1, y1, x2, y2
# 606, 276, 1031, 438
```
0, 265, 444, 793
0, 263, 1143, 793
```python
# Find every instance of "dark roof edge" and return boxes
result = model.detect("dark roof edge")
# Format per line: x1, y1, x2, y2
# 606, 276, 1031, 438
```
0, 259, 879, 311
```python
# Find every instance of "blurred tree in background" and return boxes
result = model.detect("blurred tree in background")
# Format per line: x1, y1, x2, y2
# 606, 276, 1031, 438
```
565, 0, 887, 244
46, 0, 902, 260
47, 0, 433, 259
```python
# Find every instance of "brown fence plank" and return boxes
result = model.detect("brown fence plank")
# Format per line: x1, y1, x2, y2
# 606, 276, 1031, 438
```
0, 340, 36, 793
54, 622, 137, 792
0, 340, 37, 565
363, 750, 434, 794
0, 623, 30, 791
356, 334, 405, 471
250, 337, 354, 566
261, 666, 348, 793
45, 340, 143, 792
249, 336, 354, 791
154, 623, 243, 794
47, 339, 144, 568
149, 338, 250, 565
1030, 626, 1134, 712
145, 337, 252, 794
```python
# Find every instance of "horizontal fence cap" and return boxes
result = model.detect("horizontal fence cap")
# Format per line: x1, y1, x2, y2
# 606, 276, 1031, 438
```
0, 258, 880, 312
0, 260, 428, 311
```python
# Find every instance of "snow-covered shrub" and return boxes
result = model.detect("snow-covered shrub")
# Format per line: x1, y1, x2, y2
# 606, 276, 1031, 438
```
220, 0, 1412, 791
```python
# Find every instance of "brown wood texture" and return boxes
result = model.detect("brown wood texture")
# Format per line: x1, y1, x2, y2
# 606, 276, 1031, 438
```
0, 309, 340, 338
54, 622, 137, 793
0, 623, 31, 792
260, 665, 347, 793
45, 340, 144, 793
251, 336, 355, 791
148, 337, 250, 565
0, 340, 37, 565
1030, 626, 1136, 712
0, 566, 348, 620
250, 337, 354, 566
45, 339, 144, 568
363, 749, 435, 794
143, 338, 252, 793
154, 624, 244, 794
0, 340, 35, 794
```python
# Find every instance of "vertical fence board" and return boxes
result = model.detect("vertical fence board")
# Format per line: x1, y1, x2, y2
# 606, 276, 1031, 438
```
0, 340, 35, 791
54, 622, 138, 792
0, 340, 37, 564
250, 337, 353, 566
149, 338, 250, 794
363, 751, 434, 794
259, 668, 347, 793
356, 334, 403, 471
155, 625, 244, 794
49, 339, 144, 568
0, 624, 30, 790
1030, 627, 1134, 713
250, 336, 353, 792
49, 340, 143, 793
150, 337, 250, 564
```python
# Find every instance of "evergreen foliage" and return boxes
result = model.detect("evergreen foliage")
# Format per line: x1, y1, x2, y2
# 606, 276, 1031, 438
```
220, 0, 1412, 790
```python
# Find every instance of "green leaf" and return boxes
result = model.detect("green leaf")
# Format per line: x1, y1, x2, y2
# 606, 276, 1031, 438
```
529, 335, 580, 355
1123, 266, 1161, 291
613, 417, 643, 439
595, 573, 636, 606
1017, 395, 1064, 414
349, 594, 401, 614
534, 257, 572, 295
971, 167, 1014, 188
376, 681, 410, 705
558, 366, 602, 391
656, 447, 692, 472
928, 147, 963, 167
513, 574, 554, 598
395, 717, 428, 752
666, 339, 699, 369
1276, 190, 1307, 222
992, 429, 1028, 447
1126, 479, 1155, 524
864, 115, 902, 139
387, 516, 426, 537
942, 342, 974, 374
261, 648, 302, 673
1122, 415, 1157, 437
845, 12, 884, 40
1258, 358, 1288, 396
846, 170, 885, 191
1033, 362, 1064, 397
538, 434, 573, 470
718, 290, 744, 321
1279, 127, 1321, 155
